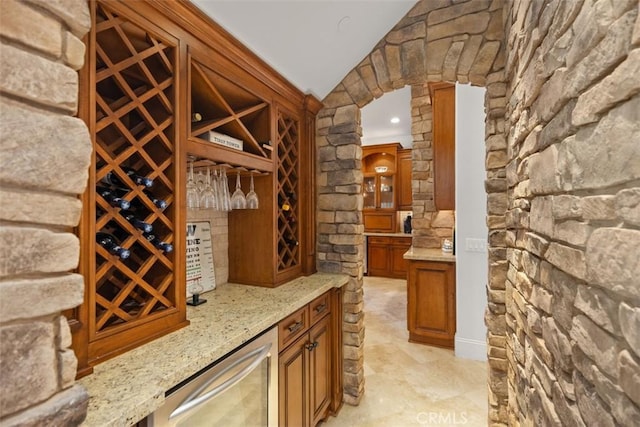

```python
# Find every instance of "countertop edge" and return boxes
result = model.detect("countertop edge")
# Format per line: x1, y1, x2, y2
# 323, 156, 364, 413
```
403, 246, 456, 263
79, 272, 350, 426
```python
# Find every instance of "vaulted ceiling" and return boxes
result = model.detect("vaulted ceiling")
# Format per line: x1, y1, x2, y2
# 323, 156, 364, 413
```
190, 0, 418, 146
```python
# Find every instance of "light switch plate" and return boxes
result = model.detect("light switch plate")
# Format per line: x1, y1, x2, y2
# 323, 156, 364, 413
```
465, 238, 487, 252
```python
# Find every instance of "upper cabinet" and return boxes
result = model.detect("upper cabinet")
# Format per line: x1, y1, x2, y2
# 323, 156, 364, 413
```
73, 0, 321, 376
429, 82, 456, 211
362, 143, 405, 233
397, 148, 412, 211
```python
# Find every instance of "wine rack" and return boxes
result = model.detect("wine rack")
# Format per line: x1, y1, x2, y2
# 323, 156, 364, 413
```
276, 109, 301, 273
75, 1, 188, 372
187, 54, 273, 173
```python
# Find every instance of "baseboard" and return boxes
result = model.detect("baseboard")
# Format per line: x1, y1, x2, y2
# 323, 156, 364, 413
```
454, 336, 487, 361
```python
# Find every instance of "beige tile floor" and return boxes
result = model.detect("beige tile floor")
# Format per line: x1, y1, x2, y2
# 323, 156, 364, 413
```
322, 276, 488, 427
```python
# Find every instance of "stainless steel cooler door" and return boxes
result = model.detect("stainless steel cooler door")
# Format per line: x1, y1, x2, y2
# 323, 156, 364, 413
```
148, 327, 278, 427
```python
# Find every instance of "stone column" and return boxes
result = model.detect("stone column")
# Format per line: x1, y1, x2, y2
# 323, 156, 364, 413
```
0, 0, 92, 424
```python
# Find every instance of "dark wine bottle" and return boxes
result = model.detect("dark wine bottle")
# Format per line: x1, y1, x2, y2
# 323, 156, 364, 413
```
143, 189, 168, 210
97, 186, 130, 210
123, 213, 153, 233
96, 232, 130, 259
142, 232, 173, 253
285, 191, 298, 202
283, 234, 299, 247
103, 167, 153, 188
278, 195, 291, 212
191, 112, 203, 122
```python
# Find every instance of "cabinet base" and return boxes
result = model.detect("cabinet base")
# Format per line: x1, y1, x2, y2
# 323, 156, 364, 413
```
409, 333, 454, 350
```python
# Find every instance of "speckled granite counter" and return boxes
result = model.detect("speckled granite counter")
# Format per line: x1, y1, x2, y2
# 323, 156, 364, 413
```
403, 246, 456, 263
79, 272, 349, 427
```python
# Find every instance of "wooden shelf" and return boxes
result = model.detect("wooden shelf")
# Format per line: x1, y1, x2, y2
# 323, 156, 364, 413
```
186, 136, 273, 173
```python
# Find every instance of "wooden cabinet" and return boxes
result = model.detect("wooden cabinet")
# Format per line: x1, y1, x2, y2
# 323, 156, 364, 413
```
407, 260, 456, 349
279, 290, 343, 427
367, 236, 412, 278
397, 148, 413, 211
362, 143, 402, 233
429, 82, 456, 211
72, 0, 320, 376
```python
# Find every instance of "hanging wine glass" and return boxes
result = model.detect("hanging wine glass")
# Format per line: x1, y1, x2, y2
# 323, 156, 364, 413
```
195, 170, 205, 209
220, 168, 232, 211
186, 161, 199, 210
230, 171, 247, 210
200, 167, 217, 210
245, 171, 259, 209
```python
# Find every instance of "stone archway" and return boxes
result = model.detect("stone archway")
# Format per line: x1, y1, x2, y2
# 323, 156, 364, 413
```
315, 0, 508, 423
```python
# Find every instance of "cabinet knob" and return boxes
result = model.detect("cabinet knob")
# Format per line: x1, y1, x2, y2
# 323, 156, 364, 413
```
305, 341, 318, 351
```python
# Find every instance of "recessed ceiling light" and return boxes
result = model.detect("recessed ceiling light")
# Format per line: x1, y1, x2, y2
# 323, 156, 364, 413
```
390, 117, 400, 124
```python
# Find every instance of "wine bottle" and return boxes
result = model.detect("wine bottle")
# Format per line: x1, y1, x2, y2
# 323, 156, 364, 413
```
143, 189, 168, 210
97, 186, 130, 210
283, 234, 299, 247
96, 232, 130, 259
279, 195, 291, 212
143, 232, 173, 253
191, 112, 203, 122
285, 191, 298, 202
123, 213, 153, 233
103, 167, 153, 188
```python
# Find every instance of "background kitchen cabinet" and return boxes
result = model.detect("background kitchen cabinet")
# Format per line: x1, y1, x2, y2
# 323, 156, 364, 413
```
362, 143, 401, 233
429, 82, 456, 211
407, 260, 456, 349
397, 148, 413, 211
367, 236, 412, 278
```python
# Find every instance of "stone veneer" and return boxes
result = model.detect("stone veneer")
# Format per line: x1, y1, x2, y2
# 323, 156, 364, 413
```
409, 83, 455, 248
0, 0, 92, 425
503, 0, 640, 425
317, 0, 508, 409
317, 0, 640, 424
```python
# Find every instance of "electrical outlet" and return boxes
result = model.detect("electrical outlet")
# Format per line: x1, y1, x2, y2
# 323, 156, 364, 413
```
465, 238, 487, 252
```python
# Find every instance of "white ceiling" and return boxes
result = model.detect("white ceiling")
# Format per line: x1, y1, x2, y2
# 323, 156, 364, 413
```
190, 0, 417, 146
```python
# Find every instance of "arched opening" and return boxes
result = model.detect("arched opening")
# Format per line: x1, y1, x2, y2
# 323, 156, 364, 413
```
315, 1, 508, 422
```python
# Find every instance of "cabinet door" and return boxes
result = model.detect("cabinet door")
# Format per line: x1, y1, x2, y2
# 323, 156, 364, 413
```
397, 149, 412, 210
391, 239, 412, 278
430, 83, 455, 210
367, 238, 391, 277
309, 316, 332, 426
279, 335, 309, 427
407, 261, 456, 348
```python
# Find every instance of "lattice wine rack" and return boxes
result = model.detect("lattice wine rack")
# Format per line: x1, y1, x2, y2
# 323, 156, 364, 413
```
276, 110, 301, 273
80, 1, 187, 366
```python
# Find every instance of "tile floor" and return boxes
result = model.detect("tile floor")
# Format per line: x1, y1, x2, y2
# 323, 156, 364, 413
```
322, 276, 488, 427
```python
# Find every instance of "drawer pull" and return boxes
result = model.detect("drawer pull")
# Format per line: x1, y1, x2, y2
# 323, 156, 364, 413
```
314, 303, 327, 314
305, 341, 318, 351
287, 321, 304, 333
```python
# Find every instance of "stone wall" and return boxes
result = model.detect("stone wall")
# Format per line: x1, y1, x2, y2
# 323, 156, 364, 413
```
316, 0, 508, 409
410, 83, 455, 248
0, 0, 91, 425
503, 0, 640, 425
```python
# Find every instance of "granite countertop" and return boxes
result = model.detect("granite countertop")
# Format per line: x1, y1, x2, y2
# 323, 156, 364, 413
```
79, 272, 349, 427
403, 246, 456, 263
364, 232, 412, 238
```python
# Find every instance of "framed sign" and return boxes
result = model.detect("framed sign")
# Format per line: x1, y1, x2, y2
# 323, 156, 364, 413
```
186, 221, 216, 297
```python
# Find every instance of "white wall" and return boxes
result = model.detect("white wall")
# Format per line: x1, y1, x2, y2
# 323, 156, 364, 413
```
455, 83, 488, 360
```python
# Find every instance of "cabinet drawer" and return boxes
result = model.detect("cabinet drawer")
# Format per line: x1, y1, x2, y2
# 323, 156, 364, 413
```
368, 236, 390, 245
309, 292, 331, 325
278, 305, 309, 351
